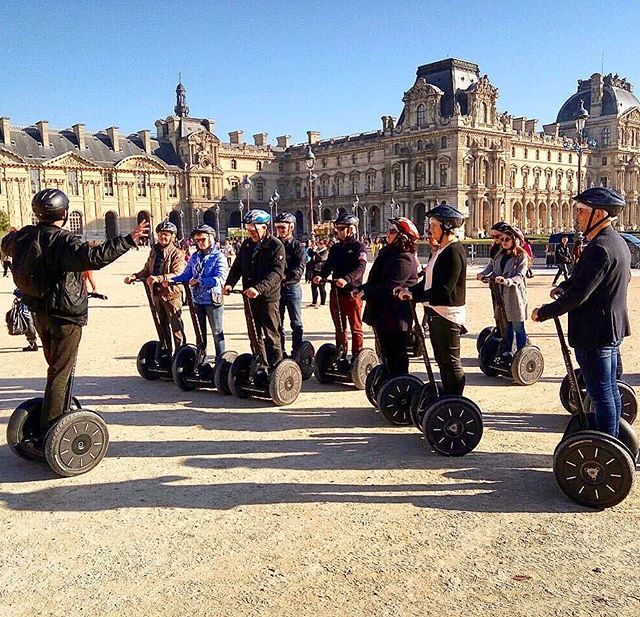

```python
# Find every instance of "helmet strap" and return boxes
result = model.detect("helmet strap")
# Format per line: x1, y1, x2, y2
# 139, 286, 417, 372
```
584, 207, 611, 238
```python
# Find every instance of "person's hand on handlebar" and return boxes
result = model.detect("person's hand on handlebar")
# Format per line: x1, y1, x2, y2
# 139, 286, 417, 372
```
494, 276, 506, 285
223, 284, 233, 295
146, 275, 161, 286
393, 287, 413, 301
476, 272, 485, 281
335, 278, 347, 288
351, 289, 364, 300
312, 275, 322, 285
130, 219, 150, 243
244, 287, 260, 299
188, 278, 199, 288
531, 307, 541, 322
124, 275, 136, 285
550, 286, 563, 299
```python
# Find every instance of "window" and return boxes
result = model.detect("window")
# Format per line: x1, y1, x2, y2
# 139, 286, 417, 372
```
168, 175, 177, 198
524, 148, 528, 159
558, 152, 562, 163
481, 102, 488, 124
337, 156, 341, 167
30, 169, 41, 194
441, 136, 448, 149
68, 211, 83, 235
201, 177, 211, 199
415, 162, 425, 189
439, 164, 447, 187
256, 181, 264, 201
104, 172, 115, 196
278, 161, 284, 172
601, 127, 610, 146
535, 149, 540, 161
394, 144, 400, 156
322, 158, 327, 168
547, 150, 551, 161
231, 181, 239, 200
231, 159, 237, 170
321, 178, 328, 197
367, 173, 375, 193
68, 170, 79, 196
568, 153, 573, 164
367, 151, 373, 163
602, 156, 608, 166
511, 146, 516, 156
600, 176, 608, 187
393, 168, 401, 190
136, 173, 146, 197
351, 153, 357, 165
416, 103, 426, 127
350, 175, 358, 195
335, 177, 342, 195
256, 160, 262, 171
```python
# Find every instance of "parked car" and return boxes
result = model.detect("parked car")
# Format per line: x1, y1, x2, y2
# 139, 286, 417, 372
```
545, 233, 575, 267
620, 233, 640, 268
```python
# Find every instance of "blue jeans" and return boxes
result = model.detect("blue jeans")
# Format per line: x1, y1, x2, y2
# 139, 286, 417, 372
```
505, 321, 527, 353
279, 283, 303, 353
194, 303, 225, 358
575, 342, 622, 438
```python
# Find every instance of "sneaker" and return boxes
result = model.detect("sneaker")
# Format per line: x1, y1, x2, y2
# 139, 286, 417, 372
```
22, 343, 38, 352
308, 303, 317, 308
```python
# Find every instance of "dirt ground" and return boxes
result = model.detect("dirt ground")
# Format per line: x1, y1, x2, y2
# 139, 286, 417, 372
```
0, 250, 639, 617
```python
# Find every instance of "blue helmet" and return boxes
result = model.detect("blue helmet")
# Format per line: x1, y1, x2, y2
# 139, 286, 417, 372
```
156, 220, 178, 234
243, 209, 271, 225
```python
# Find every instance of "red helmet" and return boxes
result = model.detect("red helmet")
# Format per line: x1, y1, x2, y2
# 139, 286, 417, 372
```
389, 217, 420, 240
503, 224, 525, 246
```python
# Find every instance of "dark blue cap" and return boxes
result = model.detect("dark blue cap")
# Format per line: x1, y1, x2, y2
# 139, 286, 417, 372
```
573, 187, 625, 212
426, 204, 466, 221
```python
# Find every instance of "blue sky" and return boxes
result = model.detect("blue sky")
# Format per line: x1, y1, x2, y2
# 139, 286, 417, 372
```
2, 0, 639, 144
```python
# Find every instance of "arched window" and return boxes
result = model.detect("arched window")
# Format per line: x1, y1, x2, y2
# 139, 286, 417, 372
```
256, 160, 262, 171
231, 159, 237, 170
104, 211, 119, 240
68, 211, 83, 236
415, 162, 425, 189
601, 127, 610, 146
416, 104, 426, 127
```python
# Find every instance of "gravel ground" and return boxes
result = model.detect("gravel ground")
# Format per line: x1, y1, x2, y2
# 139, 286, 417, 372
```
0, 251, 638, 617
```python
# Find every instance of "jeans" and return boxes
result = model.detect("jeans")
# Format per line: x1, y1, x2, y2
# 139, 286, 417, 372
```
194, 303, 225, 358
575, 342, 622, 438
279, 283, 304, 353
505, 321, 527, 353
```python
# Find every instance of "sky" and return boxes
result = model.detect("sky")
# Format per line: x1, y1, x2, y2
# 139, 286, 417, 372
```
2, 0, 639, 145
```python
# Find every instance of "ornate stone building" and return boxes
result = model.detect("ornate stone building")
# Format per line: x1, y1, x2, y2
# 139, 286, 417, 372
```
1, 59, 639, 239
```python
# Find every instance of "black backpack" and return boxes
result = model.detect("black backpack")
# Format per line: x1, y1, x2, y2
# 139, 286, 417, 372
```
11, 228, 51, 298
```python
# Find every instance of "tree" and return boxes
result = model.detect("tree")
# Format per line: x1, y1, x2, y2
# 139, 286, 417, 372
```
0, 209, 9, 233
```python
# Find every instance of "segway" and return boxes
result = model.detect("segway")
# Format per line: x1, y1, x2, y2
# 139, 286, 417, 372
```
478, 278, 544, 386
552, 317, 637, 508
559, 367, 637, 424
7, 293, 110, 477
133, 280, 176, 381
227, 291, 302, 406
314, 281, 379, 389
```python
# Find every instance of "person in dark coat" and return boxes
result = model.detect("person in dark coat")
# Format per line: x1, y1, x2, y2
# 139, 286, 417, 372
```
533, 187, 630, 438
553, 235, 572, 285
358, 217, 420, 376
397, 205, 467, 395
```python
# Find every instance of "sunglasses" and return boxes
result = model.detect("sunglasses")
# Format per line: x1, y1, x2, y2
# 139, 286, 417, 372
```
387, 227, 399, 234
500, 236, 513, 243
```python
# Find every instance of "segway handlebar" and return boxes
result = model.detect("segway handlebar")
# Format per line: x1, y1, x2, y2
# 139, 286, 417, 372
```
552, 315, 587, 420
88, 292, 108, 300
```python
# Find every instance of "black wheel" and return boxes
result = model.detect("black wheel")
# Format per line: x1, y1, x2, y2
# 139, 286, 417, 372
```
136, 340, 162, 380
365, 365, 389, 407
292, 341, 315, 381
213, 351, 238, 394
422, 396, 483, 456
6, 397, 46, 462
44, 410, 109, 477
269, 359, 303, 406
228, 353, 253, 398
314, 344, 337, 384
377, 375, 423, 426
618, 381, 638, 425
511, 346, 544, 386
478, 336, 500, 377
559, 369, 586, 413
476, 327, 494, 353
554, 431, 635, 508
351, 348, 379, 390
409, 382, 441, 431
171, 344, 199, 391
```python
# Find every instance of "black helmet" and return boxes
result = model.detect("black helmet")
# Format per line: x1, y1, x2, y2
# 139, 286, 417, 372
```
334, 213, 359, 227
491, 221, 509, 232
573, 187, 626, 215
190, 224, 216, 239
426, 204, 465, 231
274, 212, 296, 225
156, 220, 177, 235
31, 189, 69, 221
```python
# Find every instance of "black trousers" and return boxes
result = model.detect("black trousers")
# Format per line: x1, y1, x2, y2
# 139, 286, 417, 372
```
425, 308, 465, 395
2, 260, 10, 277
245, 298, 283, 367
376, 329, 410, 377
33, 314, 83, 432
553, 263, 569, 285
311, 281, 326, 305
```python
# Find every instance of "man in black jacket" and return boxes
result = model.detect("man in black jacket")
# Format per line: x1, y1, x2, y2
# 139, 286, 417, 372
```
224, 209, 285, 367
314, 213, 368, 358
553, 235, 572, 285
533, 187, 630, 438
1, 189, 148, 433
274, 212, 306, 355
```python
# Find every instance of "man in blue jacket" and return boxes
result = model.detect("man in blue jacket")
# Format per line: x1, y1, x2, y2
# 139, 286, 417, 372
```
164, 225, 228, 358
533, 187, 630, 438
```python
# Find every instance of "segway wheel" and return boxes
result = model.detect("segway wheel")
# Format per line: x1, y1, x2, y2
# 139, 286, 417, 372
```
511, 346, 544, 386
269, 359, 303, 406
292, 341, 315, 381
351, 349, 379, 390
377, 375, 423, 426
365, 364, 389, 407
136, 340, 162, 381
478, 337, 500, 377
618, 381, 638, 425
171, 344, 199, 391
476, 327, 494, 354
229, 353, 253, 398
314, 344, 337, 384
409, 382, 441, 431
44, 410, 109, 477
6, 397, 46, 462
559, 369, 585, 413
422, 396, 483, 457
553, 430, 635, 509
213, 351, 238, 394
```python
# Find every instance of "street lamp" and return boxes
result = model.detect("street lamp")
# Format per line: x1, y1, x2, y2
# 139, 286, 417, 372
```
214, 203, 221, 238
563, 99, 597, 196
241, 175, 252, 210
268, 188, 280, 232
317, 199, 323, 225
305, 145, 316, 237
178, 209, 184, 240
352, 194, 361, 239
363, 205, 368, 238
239, 200, 245, 229
195, 207, 202, 226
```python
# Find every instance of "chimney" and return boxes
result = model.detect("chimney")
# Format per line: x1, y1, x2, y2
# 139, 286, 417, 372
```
228, 130, 244, 145
307, 130, 321, 145
253, 132, 268, 147
36, 120, 49, 147
106, 126, 120, 152
590, 73, 603, 118
524, 119, 538, 133
512, 117, 525, 132
138, 129, 152, 154
276, 135, 291, 149
72, 123, 85, 151
0, 117, 10, 145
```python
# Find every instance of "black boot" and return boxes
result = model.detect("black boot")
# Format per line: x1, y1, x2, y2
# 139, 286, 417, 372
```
22, 342, 38, 352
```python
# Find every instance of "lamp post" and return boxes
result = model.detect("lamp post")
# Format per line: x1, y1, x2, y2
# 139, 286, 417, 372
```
178, 210, 184, 240
305, 145, 317, 238
363, 205, 368, 238
195, 207, 202, 226
241, 175, 252, 210
563, 99, 597, 196
317, 199, 323, 226
352, 193, 361, 239
214, 203, 220, 238
268, 188, 280, 232
239, 200, 245, 232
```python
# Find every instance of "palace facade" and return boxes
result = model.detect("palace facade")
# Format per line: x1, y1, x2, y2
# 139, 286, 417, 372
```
1, 58, 639, 239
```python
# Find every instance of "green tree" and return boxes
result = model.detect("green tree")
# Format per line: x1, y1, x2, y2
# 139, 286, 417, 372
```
0, 209, 9, 233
